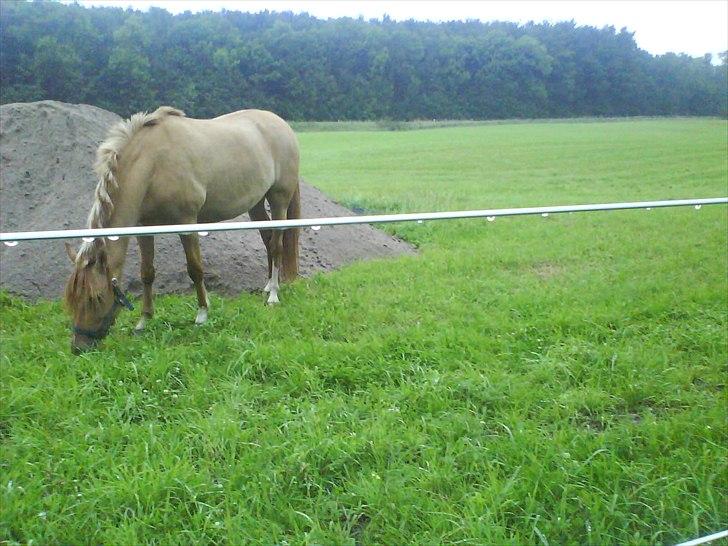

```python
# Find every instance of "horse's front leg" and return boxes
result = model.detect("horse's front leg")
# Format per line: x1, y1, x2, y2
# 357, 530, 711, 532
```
134, 235, 155, 333
179, 233, 210, 325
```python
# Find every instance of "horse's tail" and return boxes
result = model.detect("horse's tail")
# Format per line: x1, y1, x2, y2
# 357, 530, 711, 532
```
281, 180, 300, 282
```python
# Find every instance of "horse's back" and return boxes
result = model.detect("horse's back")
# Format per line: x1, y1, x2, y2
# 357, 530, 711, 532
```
212, 109, 299, 174
213, 108, 292, 135
129, 109, 299, 224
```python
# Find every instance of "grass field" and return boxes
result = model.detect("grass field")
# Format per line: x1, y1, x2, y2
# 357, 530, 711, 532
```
1, 119, 726, 545
289, 116, 717, 133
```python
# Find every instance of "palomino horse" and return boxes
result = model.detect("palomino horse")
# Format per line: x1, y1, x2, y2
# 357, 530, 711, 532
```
64, 107, 300, 353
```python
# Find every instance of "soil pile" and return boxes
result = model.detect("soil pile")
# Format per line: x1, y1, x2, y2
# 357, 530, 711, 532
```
0, 101, 413, 300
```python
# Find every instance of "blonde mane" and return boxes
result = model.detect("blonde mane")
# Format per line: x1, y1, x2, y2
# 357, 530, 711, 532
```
80, 106, 185, 259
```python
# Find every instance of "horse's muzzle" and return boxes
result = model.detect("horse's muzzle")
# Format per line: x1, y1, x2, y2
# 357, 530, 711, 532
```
71, 334, 99, 355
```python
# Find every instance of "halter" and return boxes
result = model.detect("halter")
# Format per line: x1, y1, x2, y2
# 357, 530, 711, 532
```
73, 278, 134, 340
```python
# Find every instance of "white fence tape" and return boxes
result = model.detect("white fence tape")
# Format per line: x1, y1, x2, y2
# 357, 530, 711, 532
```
675, 529, 728, 546
1, 197, 726, 244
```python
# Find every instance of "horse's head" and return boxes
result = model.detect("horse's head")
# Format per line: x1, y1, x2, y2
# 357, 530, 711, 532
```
64, 241, 131, 353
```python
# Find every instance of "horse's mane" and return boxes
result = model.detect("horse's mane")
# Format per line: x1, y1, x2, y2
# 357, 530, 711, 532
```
66, 106, 185, 312
81, 106, 186, 256
64, 256, 111, 313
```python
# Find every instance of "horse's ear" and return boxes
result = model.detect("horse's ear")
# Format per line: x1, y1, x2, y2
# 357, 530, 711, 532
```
64, 242, 78, 263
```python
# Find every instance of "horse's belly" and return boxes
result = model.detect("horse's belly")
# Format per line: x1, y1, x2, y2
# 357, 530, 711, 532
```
197, 179, 270, 222
197, 199, 259, 223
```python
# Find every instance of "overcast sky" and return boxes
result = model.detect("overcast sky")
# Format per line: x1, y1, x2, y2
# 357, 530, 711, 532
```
74, 1, 728, 62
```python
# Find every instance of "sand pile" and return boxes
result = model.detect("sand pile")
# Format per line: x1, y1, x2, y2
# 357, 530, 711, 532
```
0, 101, 413, 301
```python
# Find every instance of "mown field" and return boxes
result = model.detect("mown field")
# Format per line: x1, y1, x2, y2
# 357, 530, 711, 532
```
1, 119, 726, 545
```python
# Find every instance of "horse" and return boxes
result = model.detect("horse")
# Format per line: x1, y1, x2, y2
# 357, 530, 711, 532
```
64, 106, 301, 353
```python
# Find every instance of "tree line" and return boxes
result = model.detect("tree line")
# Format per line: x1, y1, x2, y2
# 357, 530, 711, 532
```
1, 1, 725, 120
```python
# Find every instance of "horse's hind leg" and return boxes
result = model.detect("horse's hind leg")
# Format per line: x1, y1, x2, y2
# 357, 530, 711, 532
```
264, 190, 292, 305
179, 233, 210, 325
134, 235, 155, 333
249, 198, 273, 288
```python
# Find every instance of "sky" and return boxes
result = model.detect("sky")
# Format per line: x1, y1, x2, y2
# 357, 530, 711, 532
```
73, 1, 728, 62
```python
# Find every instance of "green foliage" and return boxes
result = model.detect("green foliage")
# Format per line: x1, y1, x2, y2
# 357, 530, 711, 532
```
1, 119, 726, 544
30, 36, 82, 103
0, 2, 726, 119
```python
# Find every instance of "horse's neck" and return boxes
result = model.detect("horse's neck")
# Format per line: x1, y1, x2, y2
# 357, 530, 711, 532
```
108, 185, 144, 229
106, 237, 130, 281
103, 185, 141, 280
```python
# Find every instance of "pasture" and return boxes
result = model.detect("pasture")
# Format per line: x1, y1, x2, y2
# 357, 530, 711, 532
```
1, 119, 726, 544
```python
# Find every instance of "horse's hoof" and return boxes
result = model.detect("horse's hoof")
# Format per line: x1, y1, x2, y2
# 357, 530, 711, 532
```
266, 294, 279, 305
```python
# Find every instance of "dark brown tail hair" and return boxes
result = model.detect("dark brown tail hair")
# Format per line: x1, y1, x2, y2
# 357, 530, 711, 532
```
281, 181, 300, 282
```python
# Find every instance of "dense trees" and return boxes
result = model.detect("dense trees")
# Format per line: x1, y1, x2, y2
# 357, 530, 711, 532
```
1, 1, 725, 119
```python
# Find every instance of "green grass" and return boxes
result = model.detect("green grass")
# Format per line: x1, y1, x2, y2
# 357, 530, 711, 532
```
290, 116, 721, 133
291, 118, 513, 132
1, 119, 727, 545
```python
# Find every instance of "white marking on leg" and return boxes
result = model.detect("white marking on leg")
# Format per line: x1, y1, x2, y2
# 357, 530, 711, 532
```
195, 306, 208, 325
266, 265, 280, 305
134, 316, 147, 332
193, 292, 210, 325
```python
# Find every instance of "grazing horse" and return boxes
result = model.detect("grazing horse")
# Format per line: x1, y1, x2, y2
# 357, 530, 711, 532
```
64, 106, 301, 353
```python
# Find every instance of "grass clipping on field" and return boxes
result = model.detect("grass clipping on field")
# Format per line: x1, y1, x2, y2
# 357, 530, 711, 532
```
0, 101, 414, 300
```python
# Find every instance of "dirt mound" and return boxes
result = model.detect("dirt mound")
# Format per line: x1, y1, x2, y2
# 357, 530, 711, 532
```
0, 101, 414, 301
